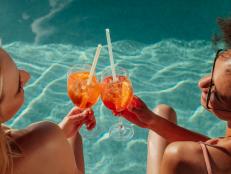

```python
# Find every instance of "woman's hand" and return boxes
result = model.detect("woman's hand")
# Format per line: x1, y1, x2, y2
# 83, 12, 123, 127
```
114, 96, 155, 128
59, 107, 96, 138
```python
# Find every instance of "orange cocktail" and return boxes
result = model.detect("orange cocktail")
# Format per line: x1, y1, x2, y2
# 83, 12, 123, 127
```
67, 71, 101, 109
101, 66, 134, 141
101, 76, 133, 112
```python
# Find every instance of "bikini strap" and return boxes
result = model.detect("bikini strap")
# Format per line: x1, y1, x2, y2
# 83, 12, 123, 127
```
199, 142, 213, 174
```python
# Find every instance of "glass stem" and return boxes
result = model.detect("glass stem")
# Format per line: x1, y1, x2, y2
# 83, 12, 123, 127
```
118, 117, 123, 129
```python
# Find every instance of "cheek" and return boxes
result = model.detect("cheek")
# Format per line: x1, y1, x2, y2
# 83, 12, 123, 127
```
200, 91, 231, 121
0, 94, 24, 122
16, 93, 24, 110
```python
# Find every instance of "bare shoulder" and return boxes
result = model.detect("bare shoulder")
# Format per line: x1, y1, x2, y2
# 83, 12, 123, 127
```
14, 121, 61, 136
207, 139, 231, 173
11, 121, 63, 152
161, 140, 231, 174
11, 121, 77, 174
160, 141, 208, 174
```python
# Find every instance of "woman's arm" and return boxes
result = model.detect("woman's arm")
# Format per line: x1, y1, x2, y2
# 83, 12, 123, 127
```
58, 107, 96, 174
119, 96, 209, 142
148, 111, 209, 142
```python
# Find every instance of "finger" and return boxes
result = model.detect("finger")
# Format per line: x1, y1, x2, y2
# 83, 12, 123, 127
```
80, 110, 94, 122
127, 96, 146, 111
87, 108, 94, 116
68, 113, 86, 121
69, 108, 93, 118
86, 110, 94, 120
85, 115, 96, 126
85, 115, 96, 125
86, 120, 96, 130
74, 109, 94, 119
68, 107, 83, 115
71, 107, 93, 115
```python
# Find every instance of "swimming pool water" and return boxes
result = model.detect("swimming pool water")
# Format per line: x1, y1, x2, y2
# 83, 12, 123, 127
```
4, 39, 225, 174
2, 0, 231, 173
1, 0, 231, 45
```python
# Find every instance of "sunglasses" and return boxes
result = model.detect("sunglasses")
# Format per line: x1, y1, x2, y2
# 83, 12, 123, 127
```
205, 49, 231, 112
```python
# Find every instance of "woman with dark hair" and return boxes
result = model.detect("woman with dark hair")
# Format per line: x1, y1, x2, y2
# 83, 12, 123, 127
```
117, 18, 231, 174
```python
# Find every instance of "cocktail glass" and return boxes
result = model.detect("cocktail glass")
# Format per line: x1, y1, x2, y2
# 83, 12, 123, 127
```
67, 64, 101, 138
101, 65, 134, 141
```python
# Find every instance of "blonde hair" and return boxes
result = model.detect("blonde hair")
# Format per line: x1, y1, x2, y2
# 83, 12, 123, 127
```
0, 56, 13, 174
0, 125, 13, 174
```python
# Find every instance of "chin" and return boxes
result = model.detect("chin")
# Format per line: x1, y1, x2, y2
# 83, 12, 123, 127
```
212, 110, 231, 121
3, 106, 23, 123
200, 99, 230, 121
200, 98, 207, 111
3, 111, 17, 122
0, 114, 13, 123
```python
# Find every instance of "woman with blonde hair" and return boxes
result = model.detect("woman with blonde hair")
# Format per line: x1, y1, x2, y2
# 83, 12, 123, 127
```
0, 48, 95, 174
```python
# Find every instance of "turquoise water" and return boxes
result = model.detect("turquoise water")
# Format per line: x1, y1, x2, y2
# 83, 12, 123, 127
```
2, 0, 231, 174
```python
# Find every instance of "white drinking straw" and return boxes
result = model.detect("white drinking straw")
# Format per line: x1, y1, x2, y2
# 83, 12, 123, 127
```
105, 28, 117, 82
87, 44, 102, 85
0, 38, 2, 47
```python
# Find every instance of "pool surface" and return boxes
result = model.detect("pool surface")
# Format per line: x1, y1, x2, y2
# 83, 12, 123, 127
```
1, 0, 231, 173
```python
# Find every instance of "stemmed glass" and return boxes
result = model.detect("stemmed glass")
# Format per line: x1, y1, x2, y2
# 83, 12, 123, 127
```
67, 64, 101, 138
101, 65, 134, 141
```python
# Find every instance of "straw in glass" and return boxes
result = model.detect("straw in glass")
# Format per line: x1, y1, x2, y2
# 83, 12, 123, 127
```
87, 44, 102, 85
105, 28, 117, 82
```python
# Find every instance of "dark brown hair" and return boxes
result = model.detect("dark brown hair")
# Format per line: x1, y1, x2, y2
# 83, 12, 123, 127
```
213, 17, 231, 49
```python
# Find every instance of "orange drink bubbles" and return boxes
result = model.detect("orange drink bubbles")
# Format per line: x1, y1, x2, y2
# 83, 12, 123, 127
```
67, 71, 101, 109
101, 76, 133, 112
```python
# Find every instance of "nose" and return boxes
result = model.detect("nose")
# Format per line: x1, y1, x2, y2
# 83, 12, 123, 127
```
20, 70, 30, 86
198, 75, 211, 92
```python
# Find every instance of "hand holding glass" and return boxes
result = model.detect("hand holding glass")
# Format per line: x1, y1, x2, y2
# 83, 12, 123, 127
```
67, 65, 101, 137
